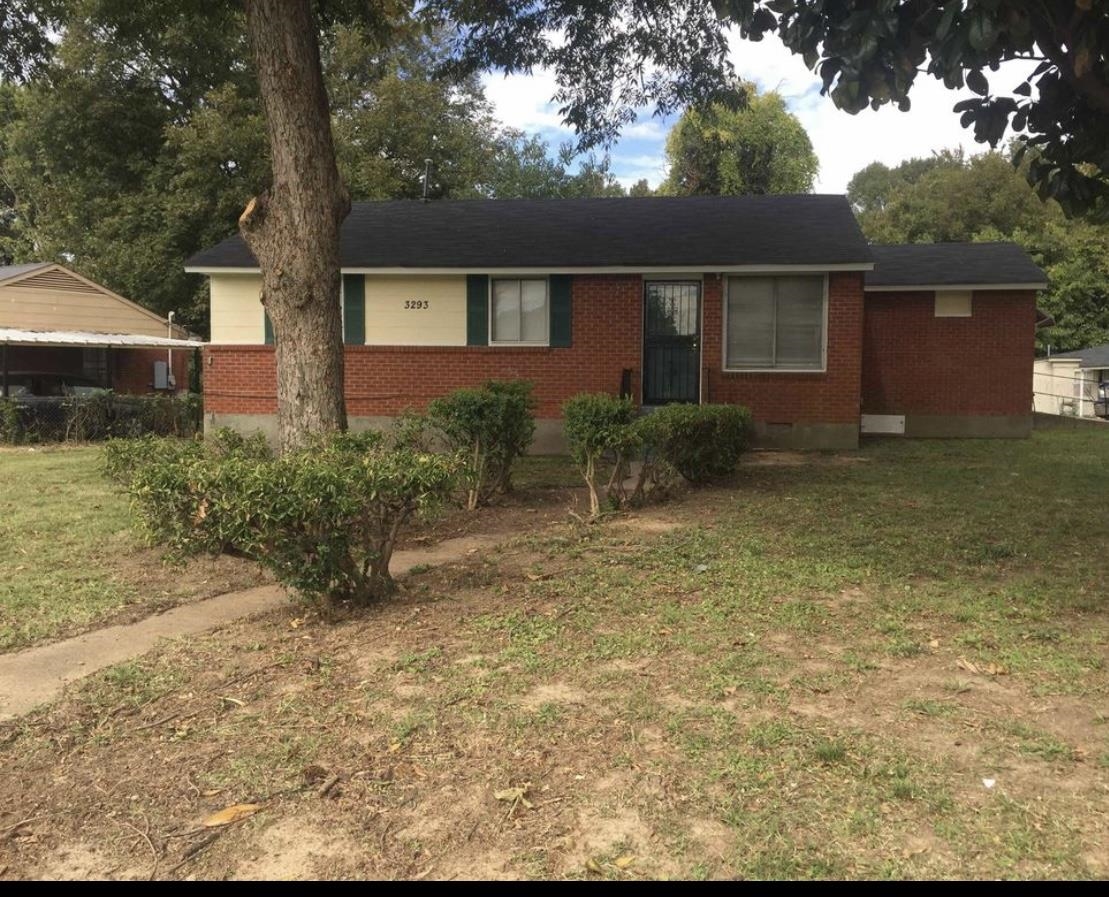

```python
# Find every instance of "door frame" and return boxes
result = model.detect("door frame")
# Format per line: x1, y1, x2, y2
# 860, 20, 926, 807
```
640, 276, 704, 406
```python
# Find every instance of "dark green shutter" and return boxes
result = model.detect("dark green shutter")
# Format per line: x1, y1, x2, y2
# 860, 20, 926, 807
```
263, 310, 274, 345
466, 274, 489, 346
342, 274, 365, 344
549, 274, 572, 347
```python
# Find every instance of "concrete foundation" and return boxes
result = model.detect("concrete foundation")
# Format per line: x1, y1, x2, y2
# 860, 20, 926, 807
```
207, 412, 859, 453
1032, 411, 1109, 431
205, 412, 571, 454
902, 414, 1032, 438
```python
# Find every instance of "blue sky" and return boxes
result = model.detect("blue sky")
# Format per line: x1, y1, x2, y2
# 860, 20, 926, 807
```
482, 32, 1035, 194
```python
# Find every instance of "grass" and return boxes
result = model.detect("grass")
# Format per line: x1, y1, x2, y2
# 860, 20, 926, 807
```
0, 445, 259, 650
1, 431, 1107, 879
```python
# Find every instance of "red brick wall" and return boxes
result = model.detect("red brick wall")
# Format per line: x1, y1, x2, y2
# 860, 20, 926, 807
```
113, 348, 191, 395
701, 271, 865, 424
205, 275, 644, 418
3, 345, 189, 395
861, 290, 1036, 416
205, 272, 867, 427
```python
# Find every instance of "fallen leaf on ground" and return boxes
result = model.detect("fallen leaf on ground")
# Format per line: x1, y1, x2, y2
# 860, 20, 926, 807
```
585, 858, 604, 874
614, 854, 636, 869
202, 803, 264, 827
493, 783, 534, 809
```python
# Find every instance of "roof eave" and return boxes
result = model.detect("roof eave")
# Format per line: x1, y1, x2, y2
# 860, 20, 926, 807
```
187, 262, 876, 275
865, 282, 1048, 292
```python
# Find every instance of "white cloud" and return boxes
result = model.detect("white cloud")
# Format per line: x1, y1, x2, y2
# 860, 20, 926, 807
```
482, 32, 1037, 195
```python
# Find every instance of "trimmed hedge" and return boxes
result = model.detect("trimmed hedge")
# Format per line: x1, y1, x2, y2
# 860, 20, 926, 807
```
0, 392, 202, 444
125, 432, 457, 605
427, 379, 536, 509
563, 395, 753, 516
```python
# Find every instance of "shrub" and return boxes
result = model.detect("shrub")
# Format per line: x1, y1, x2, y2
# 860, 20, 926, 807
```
638, 403, 752, 483
102, 434, 204, 486
562, 393, 639, 517
128, 435, 458, 605
102, 427, 271, 487
427, 380, 536, 509
0, 398, 20, 444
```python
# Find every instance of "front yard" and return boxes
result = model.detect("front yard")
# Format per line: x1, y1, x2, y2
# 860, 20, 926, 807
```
1, 431, 1107, 879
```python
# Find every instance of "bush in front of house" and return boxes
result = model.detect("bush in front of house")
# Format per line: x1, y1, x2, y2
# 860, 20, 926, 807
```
638, 403, 752, 484
426, 379, 536, 510
102, 427, 272, 487
127, 433, 458, 605
562, 392, 642, 517
563, 396, 754, 516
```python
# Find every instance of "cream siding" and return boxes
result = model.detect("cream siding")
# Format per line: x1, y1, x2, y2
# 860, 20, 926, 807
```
1033, 358, 1099, 417
208, 273, 469, 346
209, 274, 265, 344
361, 275, 467, 346
0, 272, 169, 338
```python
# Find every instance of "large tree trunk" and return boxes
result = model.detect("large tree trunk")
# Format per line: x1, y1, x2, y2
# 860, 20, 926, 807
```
239, 0, 350, 453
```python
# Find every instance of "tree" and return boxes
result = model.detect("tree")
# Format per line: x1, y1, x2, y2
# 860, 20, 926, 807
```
433, 1, 1109, 214
662, 85, 818, 195
628, 178, 653, 197
236, 0, 349, 450
847, 148, 1109, 352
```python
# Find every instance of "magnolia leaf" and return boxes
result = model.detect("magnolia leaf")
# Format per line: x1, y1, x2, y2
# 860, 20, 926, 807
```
202, 803, 263, 827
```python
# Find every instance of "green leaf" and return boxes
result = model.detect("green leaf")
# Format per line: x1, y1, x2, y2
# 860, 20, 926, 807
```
965, 70, 988, 96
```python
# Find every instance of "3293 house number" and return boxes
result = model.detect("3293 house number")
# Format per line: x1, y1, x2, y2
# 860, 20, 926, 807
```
404, 300, 429, 310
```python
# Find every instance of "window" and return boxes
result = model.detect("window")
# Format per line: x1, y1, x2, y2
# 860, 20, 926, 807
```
491, 278, 548, 344
935, 290, 972, 317
725, 275, 825, 370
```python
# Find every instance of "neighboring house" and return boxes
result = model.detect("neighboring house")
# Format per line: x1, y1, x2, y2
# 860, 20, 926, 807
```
0, 263, 198, 398
1033, 345, 1109, 419
186, 196, 1047, 450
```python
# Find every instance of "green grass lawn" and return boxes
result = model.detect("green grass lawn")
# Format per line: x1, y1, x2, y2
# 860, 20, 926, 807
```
1, 431, 1107, 879
0, 446, 259, 650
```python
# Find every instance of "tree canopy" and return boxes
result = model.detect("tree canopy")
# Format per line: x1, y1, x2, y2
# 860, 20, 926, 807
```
662, 84, 818, 195
847, 148, 1109, 352
0, 6, 626, 333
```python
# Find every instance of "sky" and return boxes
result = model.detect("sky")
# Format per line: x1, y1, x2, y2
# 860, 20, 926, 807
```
482, 32, 1033, 194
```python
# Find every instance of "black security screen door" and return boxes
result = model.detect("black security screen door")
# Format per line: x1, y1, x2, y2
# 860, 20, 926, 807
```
643, 281, 701, 405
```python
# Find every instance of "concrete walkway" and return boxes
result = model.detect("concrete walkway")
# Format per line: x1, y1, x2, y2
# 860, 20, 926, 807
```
0, 533, 506, 721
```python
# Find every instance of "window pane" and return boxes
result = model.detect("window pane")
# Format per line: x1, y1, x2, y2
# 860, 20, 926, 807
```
774, 276, 824, 368
727, 277, 775, 367
492, 280, 520, 341
520, 279, 548, 342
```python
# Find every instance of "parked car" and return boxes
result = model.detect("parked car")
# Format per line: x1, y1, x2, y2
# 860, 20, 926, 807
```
2, 371, 107, 400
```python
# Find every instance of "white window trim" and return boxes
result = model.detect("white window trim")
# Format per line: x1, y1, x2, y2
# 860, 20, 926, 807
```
488, 276, 551, 346
722, 273, 829, 374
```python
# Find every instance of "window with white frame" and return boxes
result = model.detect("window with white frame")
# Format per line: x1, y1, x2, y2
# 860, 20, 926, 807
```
725, 275, 826, 370
491, 278, 548, 344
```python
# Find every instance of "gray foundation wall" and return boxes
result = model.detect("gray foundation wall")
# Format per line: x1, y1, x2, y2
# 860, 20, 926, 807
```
901, 414, 1032, 438
206, 412, 858, 453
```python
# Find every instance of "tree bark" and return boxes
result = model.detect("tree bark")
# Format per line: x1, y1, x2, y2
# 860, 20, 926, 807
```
240, 0, 350, 453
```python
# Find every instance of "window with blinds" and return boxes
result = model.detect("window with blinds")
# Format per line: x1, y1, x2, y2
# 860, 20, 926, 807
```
491, 278, 549, 344
725, 275, 826, 370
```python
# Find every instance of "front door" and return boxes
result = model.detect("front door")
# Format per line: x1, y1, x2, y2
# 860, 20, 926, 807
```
643, 281, 701, 405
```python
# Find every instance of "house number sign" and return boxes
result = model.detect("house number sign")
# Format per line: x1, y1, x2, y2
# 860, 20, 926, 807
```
404, 300, 429, 310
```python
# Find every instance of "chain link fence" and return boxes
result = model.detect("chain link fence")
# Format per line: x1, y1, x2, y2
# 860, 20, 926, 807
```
0, 392, 201, 444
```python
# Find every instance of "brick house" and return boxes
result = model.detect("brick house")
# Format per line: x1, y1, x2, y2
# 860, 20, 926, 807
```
186, 196, 1047, 450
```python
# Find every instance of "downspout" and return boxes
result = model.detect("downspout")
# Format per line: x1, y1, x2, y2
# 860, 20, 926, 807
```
167, 311, 176, 390
1, 342, 7, 397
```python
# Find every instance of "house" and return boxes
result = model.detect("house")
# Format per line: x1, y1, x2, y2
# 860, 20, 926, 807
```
186, 196, 1047, 450
0, 263, 199, 397
1033, 345, 1109, 419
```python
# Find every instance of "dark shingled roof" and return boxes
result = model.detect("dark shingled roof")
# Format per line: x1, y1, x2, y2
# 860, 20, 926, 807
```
866, 242, 1047, 288
186, 196, 874, 270
1050, 344, 1109, 368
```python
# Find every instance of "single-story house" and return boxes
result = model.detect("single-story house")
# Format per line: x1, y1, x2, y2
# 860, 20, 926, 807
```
186, 196, 1047, 450
1033, 345, 1109, 419
0, 262, 198, 397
